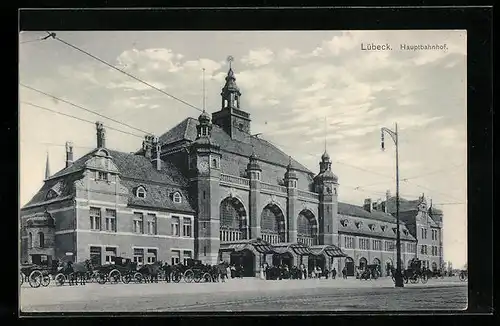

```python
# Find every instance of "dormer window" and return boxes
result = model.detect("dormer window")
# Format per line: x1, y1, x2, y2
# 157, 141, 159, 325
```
97, 171, 108, 181
368, 224, 376, 231
340, 219, 348, 227
46, 189, 58, 200
381, 225, 387, 232
173, 192, 182, 204
403, 229, 409, 236
392, 227, 397, 234
136, 186, 146, 199
355, 221, 362, 229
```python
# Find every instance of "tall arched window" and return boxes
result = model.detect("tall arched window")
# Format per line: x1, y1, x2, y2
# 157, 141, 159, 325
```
28, 232, 33, 249
38, 232, 45, 248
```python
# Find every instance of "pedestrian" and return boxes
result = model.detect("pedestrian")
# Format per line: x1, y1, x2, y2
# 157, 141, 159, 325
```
332, 267, 337, 279
342, 266, 347, 279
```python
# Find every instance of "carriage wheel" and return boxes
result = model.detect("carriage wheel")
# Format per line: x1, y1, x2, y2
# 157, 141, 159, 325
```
184, 270, 194, 283
410, 276, 419, 284
108, 270, 121, 283
459, 272, 466, 282
20, 273, 24, 286
134, 272, 143, 283
41, 273, 51, 287
97, 272, 107, 284
421, 274, 428, 284
55, 273, 66, 286
203, 273, 212, 283
28, 270, 42, 288
122, 274, 132, 284
172, 271, 182, 283
194, 271, 203, 283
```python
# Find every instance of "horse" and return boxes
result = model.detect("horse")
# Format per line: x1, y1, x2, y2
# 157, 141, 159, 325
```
138, 261, 162, 283
60, 260, 92, 285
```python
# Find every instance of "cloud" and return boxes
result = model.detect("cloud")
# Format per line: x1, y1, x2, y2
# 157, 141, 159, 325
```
20, 30, 467, 266
241, 48, 274, 67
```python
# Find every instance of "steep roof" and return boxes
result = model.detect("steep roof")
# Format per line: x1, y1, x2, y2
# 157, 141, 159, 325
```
337, 202, 416, 241
107, 150, 188, 187
158, 117, 312, 173
23, 173, 81, 208
121, 179, 194, 213
338, 202, 397, 223
24, 148, 193, 212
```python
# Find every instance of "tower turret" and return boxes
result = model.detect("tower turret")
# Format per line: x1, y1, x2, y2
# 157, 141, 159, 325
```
314, 150, 339, 246
212, 56, 251, 139
189, 110, 222, 265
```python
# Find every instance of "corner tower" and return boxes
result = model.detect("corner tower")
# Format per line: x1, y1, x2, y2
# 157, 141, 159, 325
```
189, 110, 222, 265
314, 150, 339, 246
212, 56, 251, 139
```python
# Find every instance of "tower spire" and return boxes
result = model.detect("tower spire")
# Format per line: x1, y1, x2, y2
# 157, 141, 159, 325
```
227, 55, 234, 70
202, 68, 206, 112
324, 116, 327, 153
45, 151, 51, 180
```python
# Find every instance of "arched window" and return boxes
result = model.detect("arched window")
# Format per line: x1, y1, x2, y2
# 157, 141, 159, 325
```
28, 232, 33, 249
136, 186, 146, 198
38, 232, 45, 248
219, 197, 247, 242
173, 192, 182, 204
212, 158, 218, 168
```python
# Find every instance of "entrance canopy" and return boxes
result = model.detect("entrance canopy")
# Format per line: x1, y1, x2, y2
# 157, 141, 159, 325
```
273, 242, 312, 256
309, 245, 347, 258
219, 239, 275, 254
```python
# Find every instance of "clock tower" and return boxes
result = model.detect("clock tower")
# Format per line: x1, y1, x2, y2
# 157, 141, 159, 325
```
189, 110, 222, 264
212, 56, 251, 141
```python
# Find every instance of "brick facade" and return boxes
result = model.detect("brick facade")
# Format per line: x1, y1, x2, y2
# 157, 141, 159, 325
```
20, 67, 443, 275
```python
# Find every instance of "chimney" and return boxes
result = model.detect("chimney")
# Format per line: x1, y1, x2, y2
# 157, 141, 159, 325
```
96, 121, 106, 148
152, 136, 162, 171
65, 142, 74, 168
142, 135, 153, 159
363, 198, 373, 212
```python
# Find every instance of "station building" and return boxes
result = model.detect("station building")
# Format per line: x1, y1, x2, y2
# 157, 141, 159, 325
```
20, 66, 443, 276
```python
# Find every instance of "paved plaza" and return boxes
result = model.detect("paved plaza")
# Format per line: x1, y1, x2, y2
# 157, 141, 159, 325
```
20, 276, 467, 312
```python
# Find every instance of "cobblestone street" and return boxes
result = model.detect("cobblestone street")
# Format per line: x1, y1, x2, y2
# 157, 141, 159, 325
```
20, 276, 467, 312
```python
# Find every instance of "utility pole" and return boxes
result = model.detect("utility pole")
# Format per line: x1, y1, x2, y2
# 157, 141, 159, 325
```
381, 123, 404, 288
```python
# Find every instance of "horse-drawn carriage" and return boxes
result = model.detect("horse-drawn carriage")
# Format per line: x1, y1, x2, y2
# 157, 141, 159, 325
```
181, 259, 213, 283
359, 264, 380, 280
400, 258, 429, 284
20, 263, 53, 288
93, 256, 140, 284
459, 269, 468, 282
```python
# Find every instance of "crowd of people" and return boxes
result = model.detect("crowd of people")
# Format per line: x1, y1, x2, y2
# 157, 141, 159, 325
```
261, 262, 339, 280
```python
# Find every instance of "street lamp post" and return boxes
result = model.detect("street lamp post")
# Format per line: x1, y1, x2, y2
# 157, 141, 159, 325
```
381, 123, 404, 288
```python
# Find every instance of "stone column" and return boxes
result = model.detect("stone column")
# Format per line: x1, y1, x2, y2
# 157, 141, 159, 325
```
287, 187, 298, 243
249, 177, 261, 240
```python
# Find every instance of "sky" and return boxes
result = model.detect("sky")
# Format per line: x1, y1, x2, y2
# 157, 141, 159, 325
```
19, 30, 467, 268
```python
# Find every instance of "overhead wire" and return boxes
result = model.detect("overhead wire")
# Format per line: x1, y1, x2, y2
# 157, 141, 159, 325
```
21, 101, 144, 139
20, 83, 153, 136
46, 31, 203, 113
27, 32, 463, 203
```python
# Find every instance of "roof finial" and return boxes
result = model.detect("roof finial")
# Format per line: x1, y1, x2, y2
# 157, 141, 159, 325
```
227, 55, 234, 70
324, 116, 327, 153
202, 68, 206, 113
